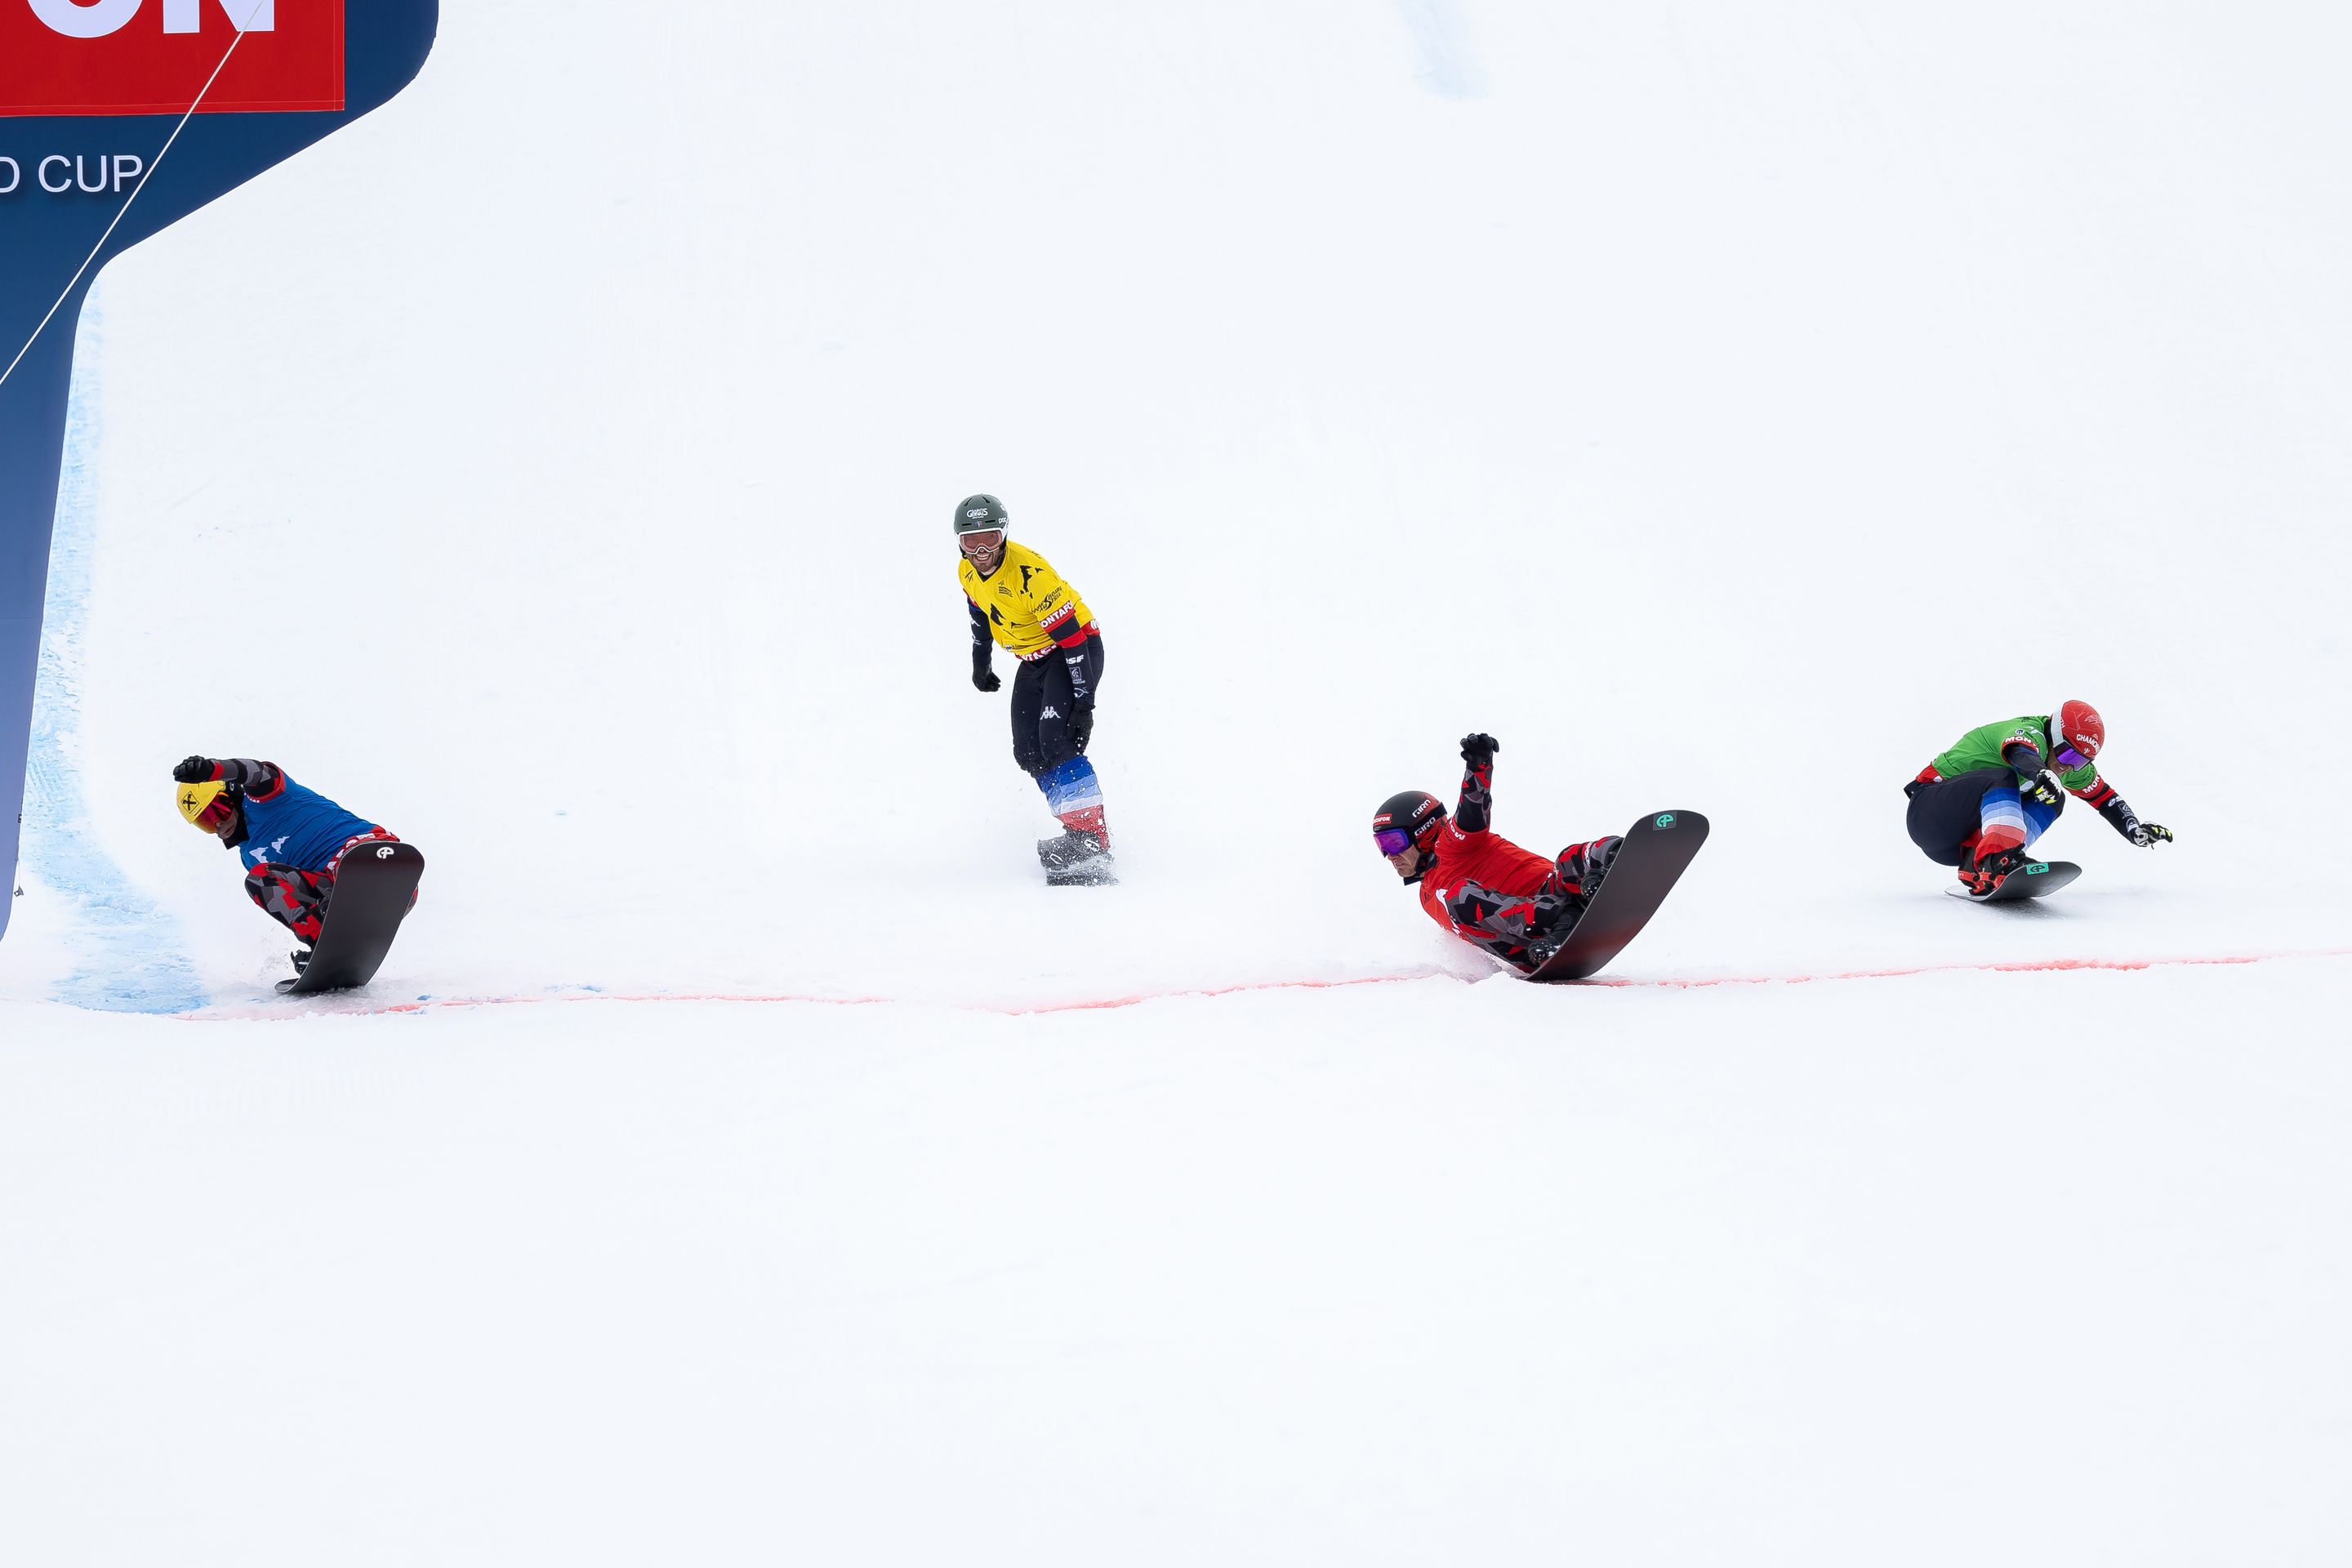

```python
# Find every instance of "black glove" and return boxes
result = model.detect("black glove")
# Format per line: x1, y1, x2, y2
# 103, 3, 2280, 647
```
2022, 773, 2064, 810
1903, 777, 1927, 799
970, 655, 1000, 693
2002, 741, 2044, 777
172, 755, 215, 783
2097, 795, 2173, 845
1459, 733, 1499, 766
1071, 698, 1095, 754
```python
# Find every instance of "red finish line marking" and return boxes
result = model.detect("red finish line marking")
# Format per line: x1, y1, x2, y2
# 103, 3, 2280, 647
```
176, 947, 2352, 1022
323, 968, 1449, 1019
1579, 947, 2352, 990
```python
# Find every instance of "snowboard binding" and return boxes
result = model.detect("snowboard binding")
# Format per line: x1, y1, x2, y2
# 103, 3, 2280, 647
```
1037, 828, 1117, 887
1946, 858, 2082, 903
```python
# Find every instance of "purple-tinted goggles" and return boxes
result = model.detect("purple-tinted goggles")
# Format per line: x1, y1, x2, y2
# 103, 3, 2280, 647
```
2052, 744, 2092, 771
1374, 828, 1414, 857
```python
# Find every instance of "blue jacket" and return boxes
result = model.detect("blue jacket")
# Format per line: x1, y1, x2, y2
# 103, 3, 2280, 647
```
231, 767, 381, 874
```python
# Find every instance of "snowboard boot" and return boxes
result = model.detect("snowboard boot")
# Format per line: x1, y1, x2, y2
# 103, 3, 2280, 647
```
1037, 828, 1107, 871
1975, 844, 2030, 893
1523, 920, 1577, 970
289, 947, 312, 976
1039, 826, 1116, 886
1953, 832, 1989, 894
1580, 835, 1623, 899
1555, 835, 1624, 903
1957, 844, 2030, 897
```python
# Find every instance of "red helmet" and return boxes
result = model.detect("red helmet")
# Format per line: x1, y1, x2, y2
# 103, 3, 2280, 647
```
2055, 699, 2105, 762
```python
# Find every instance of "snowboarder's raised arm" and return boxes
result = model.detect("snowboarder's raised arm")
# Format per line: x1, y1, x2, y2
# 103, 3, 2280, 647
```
172, 755, 285, 799
1455, 733, 1499, 834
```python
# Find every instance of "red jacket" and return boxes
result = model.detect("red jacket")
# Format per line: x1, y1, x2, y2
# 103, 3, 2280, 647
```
1417, 816, 1555, 938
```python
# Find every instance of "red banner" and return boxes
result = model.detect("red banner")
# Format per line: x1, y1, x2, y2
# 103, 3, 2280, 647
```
1, 1, 344, 118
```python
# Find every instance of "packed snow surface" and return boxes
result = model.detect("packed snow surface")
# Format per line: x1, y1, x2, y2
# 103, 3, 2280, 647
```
5, 2, 2350, 1562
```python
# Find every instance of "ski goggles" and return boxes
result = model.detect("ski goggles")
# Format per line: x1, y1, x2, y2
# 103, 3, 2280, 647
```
2052, 743, 2093, 771
177, 781, 231, 830
1374, 828, 1416, 857
957, 528, 1006, 554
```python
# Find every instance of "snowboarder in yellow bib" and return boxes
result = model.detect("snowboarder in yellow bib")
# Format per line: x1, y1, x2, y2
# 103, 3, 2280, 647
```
955, 494, 1111, 882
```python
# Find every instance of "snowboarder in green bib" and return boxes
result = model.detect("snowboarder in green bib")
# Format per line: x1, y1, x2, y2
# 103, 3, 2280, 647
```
1904, 700, 2173, 894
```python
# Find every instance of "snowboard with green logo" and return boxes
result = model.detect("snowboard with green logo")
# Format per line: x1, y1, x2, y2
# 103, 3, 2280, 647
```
1525, 809, 1709, 982
1945, 858, 2081, 903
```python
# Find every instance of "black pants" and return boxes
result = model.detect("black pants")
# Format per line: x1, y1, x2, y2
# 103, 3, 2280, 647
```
1009, 634, 1105, 776
1905, 766, 2064, 864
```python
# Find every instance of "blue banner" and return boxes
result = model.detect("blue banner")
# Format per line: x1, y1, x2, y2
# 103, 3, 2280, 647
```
0, 0, 434, 946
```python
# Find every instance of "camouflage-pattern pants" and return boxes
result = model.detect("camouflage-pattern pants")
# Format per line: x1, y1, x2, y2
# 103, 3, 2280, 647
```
243, 831, 413, 947
245, 863, 334, 945
1441, 836, 1624, 970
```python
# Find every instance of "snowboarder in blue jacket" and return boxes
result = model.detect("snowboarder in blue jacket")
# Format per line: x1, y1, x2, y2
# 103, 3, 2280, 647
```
172, 755, 411, 973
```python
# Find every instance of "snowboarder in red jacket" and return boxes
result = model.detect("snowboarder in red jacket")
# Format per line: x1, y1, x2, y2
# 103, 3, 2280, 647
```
1374, 733, 1623, 972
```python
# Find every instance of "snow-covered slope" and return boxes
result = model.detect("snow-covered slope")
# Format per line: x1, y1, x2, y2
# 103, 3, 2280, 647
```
4, 4, 2349, 1562
7, 0, 2349, 1012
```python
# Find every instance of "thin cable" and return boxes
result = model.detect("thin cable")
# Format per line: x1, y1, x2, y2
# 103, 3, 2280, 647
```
0, 0, 268, 392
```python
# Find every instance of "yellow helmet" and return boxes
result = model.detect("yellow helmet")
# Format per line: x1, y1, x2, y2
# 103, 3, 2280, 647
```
176, 780, 229, 829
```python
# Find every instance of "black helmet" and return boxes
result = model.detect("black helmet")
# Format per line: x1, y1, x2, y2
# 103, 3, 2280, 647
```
953, 493, 1008, 537
1372, 790, 1446, 880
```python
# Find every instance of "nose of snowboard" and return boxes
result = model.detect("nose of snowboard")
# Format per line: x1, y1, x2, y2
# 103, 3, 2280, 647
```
1525, 810, 1708, 982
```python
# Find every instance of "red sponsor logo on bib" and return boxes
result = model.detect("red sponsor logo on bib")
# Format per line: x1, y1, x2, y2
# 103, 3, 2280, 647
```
1, 1, 344, 118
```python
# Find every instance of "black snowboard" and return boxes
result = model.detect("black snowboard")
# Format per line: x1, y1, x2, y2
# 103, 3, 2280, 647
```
1945, 858, 2080, 904
1526, 809, 1709, 982
276, 841, 425, 996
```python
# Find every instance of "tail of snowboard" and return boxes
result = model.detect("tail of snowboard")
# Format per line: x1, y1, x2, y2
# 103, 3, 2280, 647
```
277, 842, 425, 996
